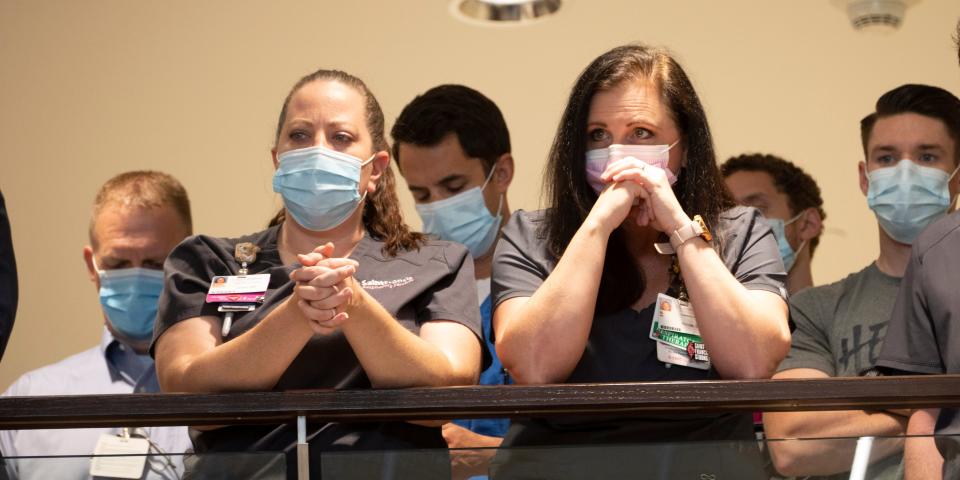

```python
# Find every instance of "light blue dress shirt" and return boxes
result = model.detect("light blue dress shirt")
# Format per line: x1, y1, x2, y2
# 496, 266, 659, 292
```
0, 328, 192, 479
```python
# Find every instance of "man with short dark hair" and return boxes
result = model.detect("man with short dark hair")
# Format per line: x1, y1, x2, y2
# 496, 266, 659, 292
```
764, 84, 960, 479
0, 171, 194, 479
392, 84, 514, 476
722, 154, 825, 295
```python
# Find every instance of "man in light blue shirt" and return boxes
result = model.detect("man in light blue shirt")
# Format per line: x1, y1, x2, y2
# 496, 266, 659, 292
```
0, 171, 194, 479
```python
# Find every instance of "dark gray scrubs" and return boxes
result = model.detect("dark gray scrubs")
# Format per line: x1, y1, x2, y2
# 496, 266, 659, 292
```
877, 211, 960, 479
489, 207, 786, 479
153, 225, 482, 479
0, 191, 16, 361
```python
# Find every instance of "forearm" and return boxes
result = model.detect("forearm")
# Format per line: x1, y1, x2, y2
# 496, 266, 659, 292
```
905, 408, 943, 480
496, 218, 609, 385
341, 289, 476, 388
764, 409, 906, 476
158, 299, 315, 392
676, 238, 789, 378
443, 423, 504, 449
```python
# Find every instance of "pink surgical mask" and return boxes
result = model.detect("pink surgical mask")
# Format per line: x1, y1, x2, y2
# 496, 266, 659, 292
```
585, 140, 680, 194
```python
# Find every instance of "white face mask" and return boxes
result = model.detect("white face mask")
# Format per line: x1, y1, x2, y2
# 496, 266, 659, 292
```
584, 140, 680, 194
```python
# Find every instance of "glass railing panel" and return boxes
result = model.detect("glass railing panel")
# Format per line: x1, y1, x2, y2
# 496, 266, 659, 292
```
318, 448, 453, 479
764, 436, 904, 479
3, 434, 958, 479
0, 451, 286, 479
317, 435, 960, 480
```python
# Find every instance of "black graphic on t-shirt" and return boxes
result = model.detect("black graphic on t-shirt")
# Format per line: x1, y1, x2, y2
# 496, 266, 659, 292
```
838, 323, 887, 372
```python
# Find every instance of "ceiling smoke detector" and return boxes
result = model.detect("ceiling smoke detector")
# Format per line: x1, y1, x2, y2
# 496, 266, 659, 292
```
451, 0, 562, 26
832, 0, 921, 33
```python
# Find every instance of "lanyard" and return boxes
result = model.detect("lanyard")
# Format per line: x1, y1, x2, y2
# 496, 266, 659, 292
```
220, 242, 262, 336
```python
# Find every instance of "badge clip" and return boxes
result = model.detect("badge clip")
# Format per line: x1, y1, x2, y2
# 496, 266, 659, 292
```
235, 242, 260, 276
216, 242, 265, 336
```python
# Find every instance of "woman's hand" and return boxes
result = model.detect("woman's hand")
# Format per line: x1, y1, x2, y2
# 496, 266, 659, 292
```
601, 158, 689, 233
587, 176, 645, 234
290, 242, 359, 335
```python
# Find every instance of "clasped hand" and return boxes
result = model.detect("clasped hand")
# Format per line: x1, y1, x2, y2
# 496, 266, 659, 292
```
595, 157, 689, 233
289, 242, 359, 335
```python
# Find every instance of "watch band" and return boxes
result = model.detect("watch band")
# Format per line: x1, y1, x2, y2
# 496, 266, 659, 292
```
670, 220, 703, 251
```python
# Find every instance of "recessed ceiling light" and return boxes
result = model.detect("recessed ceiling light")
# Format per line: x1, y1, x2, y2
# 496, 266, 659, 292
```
451, 0, 563, 26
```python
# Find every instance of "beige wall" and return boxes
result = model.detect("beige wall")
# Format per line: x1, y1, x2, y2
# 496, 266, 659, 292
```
1, 0, 959, 389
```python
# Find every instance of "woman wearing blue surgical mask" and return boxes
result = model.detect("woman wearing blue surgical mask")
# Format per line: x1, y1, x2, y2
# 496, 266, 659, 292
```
489, 44, 790, 478
152, 69, 483, 479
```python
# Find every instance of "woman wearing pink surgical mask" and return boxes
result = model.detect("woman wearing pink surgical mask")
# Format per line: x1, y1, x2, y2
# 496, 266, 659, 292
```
490, 44, 790, 478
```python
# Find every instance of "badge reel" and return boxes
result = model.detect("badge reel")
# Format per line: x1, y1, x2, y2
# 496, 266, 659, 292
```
207, 243, 269, 337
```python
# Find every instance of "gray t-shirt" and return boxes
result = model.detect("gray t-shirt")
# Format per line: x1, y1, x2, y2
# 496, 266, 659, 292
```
491, 206, 786, 446
777, 263, 903, 480
877, 211, 960, 478
779, 263, 901, 377
152, 225, 482, 467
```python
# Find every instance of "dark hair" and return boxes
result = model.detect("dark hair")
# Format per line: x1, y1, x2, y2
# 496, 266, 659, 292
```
90, 170, 192, 247
268, 69, 424, 256
391, 84, 511, 174
542, 44, 734, 314
860, 84, 960, 165
721, 154, 826, 255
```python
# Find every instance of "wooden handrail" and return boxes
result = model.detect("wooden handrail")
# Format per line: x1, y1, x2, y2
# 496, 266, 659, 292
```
0, 375, 958, 430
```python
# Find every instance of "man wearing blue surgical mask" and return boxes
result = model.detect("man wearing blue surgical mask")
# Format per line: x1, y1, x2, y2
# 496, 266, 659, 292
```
764, 84, 960, 480
0, 171, 193, 479
722, 154, 826, 295
392, 84, 514, 477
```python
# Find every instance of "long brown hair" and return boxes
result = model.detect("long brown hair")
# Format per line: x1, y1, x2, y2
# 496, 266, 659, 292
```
268, 69, 423, 256
543, 44, 734, 314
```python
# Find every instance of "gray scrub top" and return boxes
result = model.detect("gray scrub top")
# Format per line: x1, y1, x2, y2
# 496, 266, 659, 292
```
491, 206, 786, 445
877, 210, 960, 477
152, 225, 482, 456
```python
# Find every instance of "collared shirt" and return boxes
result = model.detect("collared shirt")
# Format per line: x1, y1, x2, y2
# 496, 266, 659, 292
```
0, 328, 192, 479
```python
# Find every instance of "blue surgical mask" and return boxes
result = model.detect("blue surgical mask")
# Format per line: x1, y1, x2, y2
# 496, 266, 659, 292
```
273, 145, 374, 232
95, 262, 165, 341
867, 159, 958, 244
415, 166, 503, 258
767, 211, 806, 272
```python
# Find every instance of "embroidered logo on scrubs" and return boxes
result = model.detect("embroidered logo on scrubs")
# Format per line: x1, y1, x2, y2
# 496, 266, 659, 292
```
360, 276, 414, 290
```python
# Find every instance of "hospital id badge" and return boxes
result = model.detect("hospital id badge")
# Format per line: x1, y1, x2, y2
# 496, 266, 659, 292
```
89, 433, 150, 479
650, 293, 711, 369
206, 274, 270, 303
656, 342, 710, 371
